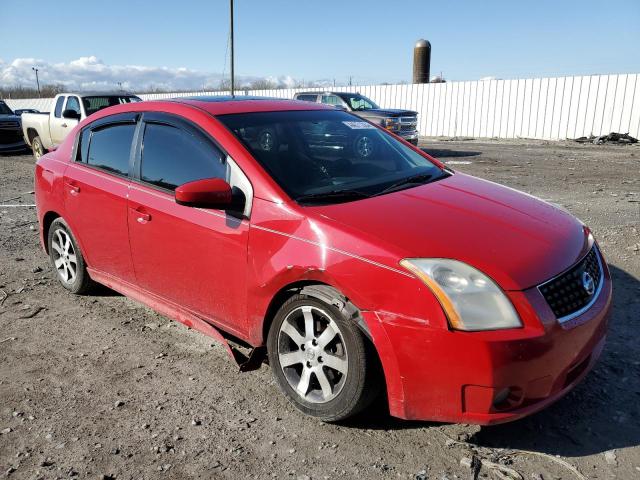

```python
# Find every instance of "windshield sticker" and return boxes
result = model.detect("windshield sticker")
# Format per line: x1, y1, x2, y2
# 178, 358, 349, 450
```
342, 121, 376, 130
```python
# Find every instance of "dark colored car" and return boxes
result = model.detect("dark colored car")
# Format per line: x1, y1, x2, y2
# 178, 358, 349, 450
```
294, 91, 419, 145
0, 100, 27, 153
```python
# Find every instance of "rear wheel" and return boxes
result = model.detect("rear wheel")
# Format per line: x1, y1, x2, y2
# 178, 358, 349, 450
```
267, 294, 379, 421
47, 218, 94, 294
32, 135, 45, 160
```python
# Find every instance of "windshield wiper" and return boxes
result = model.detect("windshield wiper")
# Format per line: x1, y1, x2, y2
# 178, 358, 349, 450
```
378, 173, 436, 195
296, 189, 371, 205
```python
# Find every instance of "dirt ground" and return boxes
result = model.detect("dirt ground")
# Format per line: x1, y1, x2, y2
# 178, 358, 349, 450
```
1, 139, 639, 480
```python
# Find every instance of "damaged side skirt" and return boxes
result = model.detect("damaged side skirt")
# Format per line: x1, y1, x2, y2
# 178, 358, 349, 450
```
87, 268, 265, 372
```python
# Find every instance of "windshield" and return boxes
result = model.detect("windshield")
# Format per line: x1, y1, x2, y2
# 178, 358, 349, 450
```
82, 95, 141, 116
0, 101, 14, 115
218, 110, 445, 204
337, 93, 379, 111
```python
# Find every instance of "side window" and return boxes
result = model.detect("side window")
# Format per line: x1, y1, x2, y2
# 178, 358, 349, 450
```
321, 95, 342, 106
140, 123, 226, 191
85, 123, 135, 176
66, 96, 81, 115
54, 96, 66, 118
296, 94, 317, 103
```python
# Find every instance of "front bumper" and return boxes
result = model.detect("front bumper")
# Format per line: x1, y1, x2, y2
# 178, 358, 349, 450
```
0, 139, 27, 153
397, 129, 419, 145
363, 268, 612, 425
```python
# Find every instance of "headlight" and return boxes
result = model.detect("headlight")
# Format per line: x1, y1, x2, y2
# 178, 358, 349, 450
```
383, 118, 399, 130
400, 258, 522, 331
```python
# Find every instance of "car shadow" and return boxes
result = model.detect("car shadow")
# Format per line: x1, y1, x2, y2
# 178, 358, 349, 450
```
420, 148, 482, 158
343, 265, 639, 458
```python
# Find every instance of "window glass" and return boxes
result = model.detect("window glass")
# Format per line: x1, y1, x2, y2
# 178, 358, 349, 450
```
321, 95, 342, 106
66, 96, 81, 114
296, 94, 317, 103
218, 110, 444, 204
337, 93, 379, 111
82, 96, 141, 116
54, 96, 66, 118
76, 128, 91, 163
141, 123, 226, 191
86, 124, 135, 176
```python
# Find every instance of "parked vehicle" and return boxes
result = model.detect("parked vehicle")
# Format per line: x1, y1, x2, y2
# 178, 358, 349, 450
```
0, 100, 27, 153
35, 97, 611, 424
14, 108, 40, 116
294, 91, 419, 145
22, 92, 141, 160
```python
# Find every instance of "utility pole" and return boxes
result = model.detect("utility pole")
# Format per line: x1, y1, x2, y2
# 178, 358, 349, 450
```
117, 81, 123, 91
348, 75, 352, 87
32, 67, 41, 97
229, 0, 235, 97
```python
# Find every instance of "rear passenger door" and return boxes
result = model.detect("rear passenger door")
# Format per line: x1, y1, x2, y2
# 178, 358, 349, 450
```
63, 113, 137, 283
127, 112, 251, 336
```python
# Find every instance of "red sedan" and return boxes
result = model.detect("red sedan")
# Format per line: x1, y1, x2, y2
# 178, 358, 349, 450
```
34, 97, 611, 424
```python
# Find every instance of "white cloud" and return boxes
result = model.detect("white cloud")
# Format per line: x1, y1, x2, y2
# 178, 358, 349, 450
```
0, 56, 303, 91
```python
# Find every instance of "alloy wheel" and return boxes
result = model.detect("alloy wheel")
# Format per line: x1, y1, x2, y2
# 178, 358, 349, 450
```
277, 305, 349, 403
51, 228, 78, 284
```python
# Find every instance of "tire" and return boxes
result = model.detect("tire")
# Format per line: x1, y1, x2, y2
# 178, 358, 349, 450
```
47, 218, 94, 294
257, 128, 278, 152
32, 135, 45, 161
352, 133, 375, 159
267, 294, 380, 422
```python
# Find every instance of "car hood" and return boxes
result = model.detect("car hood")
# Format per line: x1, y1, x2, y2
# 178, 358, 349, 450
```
357, 108, 418, 117
309, 173, 588, 291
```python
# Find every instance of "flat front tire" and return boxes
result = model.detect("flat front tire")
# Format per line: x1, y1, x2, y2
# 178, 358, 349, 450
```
47, 218, 94, 294
267, 294, 380, 422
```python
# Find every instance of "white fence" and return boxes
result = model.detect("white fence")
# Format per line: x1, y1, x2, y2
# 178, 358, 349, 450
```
7, 73, 640, 140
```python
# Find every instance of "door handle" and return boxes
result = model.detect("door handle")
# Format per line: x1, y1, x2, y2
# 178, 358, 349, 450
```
65, 181, 80, 196
136, 213, 151, 223
61, 123, 68, 128
130, 207, 151, 224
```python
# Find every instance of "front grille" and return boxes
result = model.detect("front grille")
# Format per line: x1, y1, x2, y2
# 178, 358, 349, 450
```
399, 116, 417, 131
0, 128, 22, 145
0, 120, 20, 128
538, 247, 603, 321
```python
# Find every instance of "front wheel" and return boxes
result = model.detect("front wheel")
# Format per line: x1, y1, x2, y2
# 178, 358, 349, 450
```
32, 135, 45, 161
267, 294, 380, 421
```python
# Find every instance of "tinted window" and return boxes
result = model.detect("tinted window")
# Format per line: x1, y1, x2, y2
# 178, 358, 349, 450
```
66, 96, 81, 114
54, 96, 66, 118
141, 123, 226, 191
0, 101, 13, 115
85, 124, 135, 176
296, 94, 318, 103
82, 96, 141, 116
219, 110, 444, 204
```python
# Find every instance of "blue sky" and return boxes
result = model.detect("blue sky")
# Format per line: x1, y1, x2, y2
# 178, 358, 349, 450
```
2, 0, 639, 89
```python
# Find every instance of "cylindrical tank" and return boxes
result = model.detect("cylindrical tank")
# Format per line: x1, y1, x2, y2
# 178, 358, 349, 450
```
412, 39, 431, 84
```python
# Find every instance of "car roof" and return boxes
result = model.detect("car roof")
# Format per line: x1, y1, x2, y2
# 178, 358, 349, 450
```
170, 96, 332, 115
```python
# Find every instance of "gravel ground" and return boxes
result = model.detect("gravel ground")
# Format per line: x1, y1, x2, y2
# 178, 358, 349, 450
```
0, 139, 639, 480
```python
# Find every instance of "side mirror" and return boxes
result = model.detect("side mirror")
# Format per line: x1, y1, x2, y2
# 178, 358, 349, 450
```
62, 109, 81, 120
175, 178, 233, 209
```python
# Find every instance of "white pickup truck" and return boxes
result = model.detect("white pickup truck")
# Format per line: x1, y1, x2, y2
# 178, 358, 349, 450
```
22, 92, 141, 159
